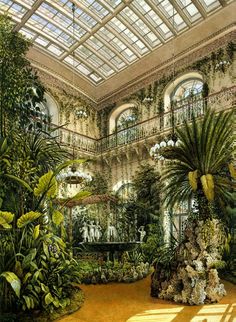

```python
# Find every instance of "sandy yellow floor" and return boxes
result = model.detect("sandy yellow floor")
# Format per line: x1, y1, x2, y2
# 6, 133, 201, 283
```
57, 276, 236, 322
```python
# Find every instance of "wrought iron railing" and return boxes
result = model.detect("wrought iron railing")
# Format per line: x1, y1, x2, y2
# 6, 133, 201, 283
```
54, 86, 236, 154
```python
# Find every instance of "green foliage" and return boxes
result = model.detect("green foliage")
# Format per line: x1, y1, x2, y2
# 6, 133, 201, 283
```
52, 210, 64, 226
0, 272, 21, 298
17, 211, 41, 228
84, 172, 108, 194
34, 171, 58, 199
141, 224, 164, 263
153, 241, 177, 280
0, 15, 45, 136
132, 163, 162, 224
162, 109, 235, 218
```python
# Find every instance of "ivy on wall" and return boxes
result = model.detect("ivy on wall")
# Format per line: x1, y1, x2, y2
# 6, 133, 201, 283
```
48, 87, 96, 126
97, 41, 235, 136
96, 103, 116, 137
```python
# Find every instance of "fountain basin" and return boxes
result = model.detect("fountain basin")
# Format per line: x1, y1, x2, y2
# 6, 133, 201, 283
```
79, 242, 141, 253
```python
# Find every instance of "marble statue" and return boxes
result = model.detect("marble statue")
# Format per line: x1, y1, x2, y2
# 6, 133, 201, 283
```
107, 220, 118, 242
138, 226, 146, 242
94, 220, 102, 242
88, 220, 96, 242
80, 222, 89, 242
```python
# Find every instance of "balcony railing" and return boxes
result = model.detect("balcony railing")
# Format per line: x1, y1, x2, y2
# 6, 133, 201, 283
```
54, 86, 235, 154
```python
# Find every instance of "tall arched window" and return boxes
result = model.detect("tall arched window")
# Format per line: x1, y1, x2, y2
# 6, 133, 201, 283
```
163, 72, 205, 127
30, 93, 59, 132
116, 108, 138, 131
171, 78, 203, 103
164, 72, 204, 111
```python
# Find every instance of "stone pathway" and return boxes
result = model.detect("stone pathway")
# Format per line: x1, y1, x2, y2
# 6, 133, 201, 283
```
57, 276, 236, 322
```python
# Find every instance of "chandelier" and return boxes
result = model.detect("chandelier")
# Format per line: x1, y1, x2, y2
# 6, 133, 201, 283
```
57, 4, 92, 186
150, 136, 180, 161
76, 109, 88, 119
150, 5, 179, 161
57, 164, 92, 185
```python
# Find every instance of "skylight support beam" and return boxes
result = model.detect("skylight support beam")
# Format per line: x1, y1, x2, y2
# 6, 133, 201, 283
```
14, 0, 44, 31
191, 0, 207, 18
106, 25, 141, 58
43, 1, 91, 33
117, 16, 153, 51
83, 43, 119, 72
95, 34, 129, 65
168, 0, 192, 28
60, 0, 133, 61
144, 0, 177, 36
73, 0, 101, 23
128, 5, 165, 44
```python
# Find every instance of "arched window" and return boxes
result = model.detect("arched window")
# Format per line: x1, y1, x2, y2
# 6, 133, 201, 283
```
163, 72, 205, 127
164, 72, 204, 111
171, 78, 203, 103
116, 108, 138, 131
108, 103, 135, 134
115, 182, 135, 201
30, 93, 59, 131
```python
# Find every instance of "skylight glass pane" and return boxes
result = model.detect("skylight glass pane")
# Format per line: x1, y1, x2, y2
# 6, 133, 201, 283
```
9, 3, 26, 17
121, 7, 139, 23
47, 44, 64, 56
19, 27, 36, 40
0, 0, 12, 10
77, 63, 92, 76
23, 0, 36, 6
35, 36, 50, 47
121, 48, 137, 62
38, 2, 57, 18
54, 12, 72, 28
28, 14, 48, 29
98, 27, 115, 41
79, 12, 97, 28
76, 45, 93, 59
110, 56, 126, 69
89, 73, 103, 83
100, 64, 115, 77
88, 54, 103, 68
57, 32, 75, 46
64, 55, 75, 66
186, 3, 199, 16
200, 0, 221, 12
68, 23, 87, 38
87, 36, 103, 50
109, 0, 122, 9
81, 0, 109, 19
109, 17, 126, 32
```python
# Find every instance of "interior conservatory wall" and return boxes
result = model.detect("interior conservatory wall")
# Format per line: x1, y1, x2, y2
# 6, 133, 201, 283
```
96, 40, 235, 193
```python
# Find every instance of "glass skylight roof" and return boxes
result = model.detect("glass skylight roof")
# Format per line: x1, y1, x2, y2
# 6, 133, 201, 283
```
0, 0, 229, 85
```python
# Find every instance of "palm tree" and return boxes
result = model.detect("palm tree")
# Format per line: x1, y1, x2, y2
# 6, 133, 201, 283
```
161, 108, 235, 219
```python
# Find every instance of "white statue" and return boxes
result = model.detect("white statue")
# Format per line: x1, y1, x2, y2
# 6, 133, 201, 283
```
80, 222, 89, 242
107, 220, 118, 242
94, 220, 102, 242
88, 220, 96, 242
138, 226, 146, 242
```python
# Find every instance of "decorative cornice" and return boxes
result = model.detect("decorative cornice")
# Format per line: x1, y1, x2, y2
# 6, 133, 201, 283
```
96, 24, 236, 109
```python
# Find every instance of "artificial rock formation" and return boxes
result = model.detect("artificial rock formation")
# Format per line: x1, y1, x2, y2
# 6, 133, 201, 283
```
151, 218, 227, 305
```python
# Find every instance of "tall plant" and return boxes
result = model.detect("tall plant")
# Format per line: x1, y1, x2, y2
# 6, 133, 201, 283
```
0, 162, 90, 315
162, 109, 235, 218
0, 15, 44, 137
132, 163, 162, 225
